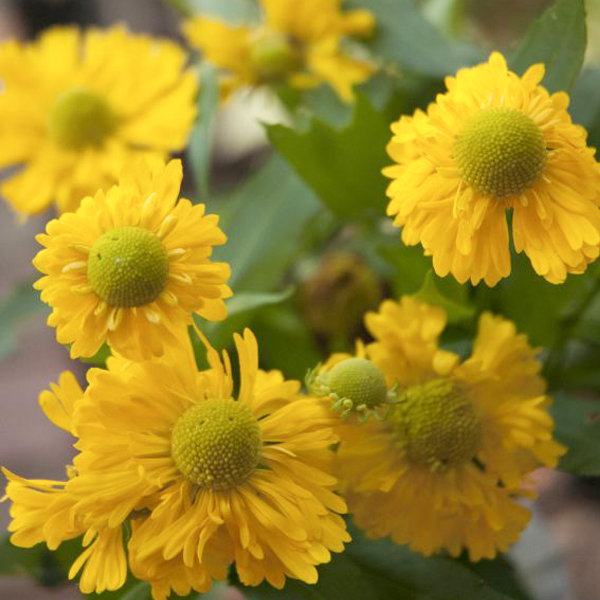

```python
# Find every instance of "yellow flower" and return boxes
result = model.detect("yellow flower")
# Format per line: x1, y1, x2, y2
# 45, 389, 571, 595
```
2, 372, 128, 594
3, 330, 349, 598
183, 0, 374, 102
33, 158, 231, 360
328, 296, 565, 560
0, 25, 197, 215
384, 52, 600, 285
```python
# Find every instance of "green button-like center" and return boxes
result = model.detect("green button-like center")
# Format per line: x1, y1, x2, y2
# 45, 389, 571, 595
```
391, 378, 481, 472
171, 399, 262, 490
454, 107, 546, 198
250, 31, 302, 82
87, 226, 169, 308
326, 358, 388, 409
48, 87, 118, 150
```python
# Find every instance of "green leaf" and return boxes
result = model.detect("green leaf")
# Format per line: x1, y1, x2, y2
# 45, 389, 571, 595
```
80, 343, 111, 367
249, 304, 321, 380
223, 289, 294, 317
510, 0, 586, 92
377, 238, 432, 297
118, 582, 151, 600
0, 535, 82, 587
199, 289, 294, 350
352, 0, 482, 78
457, 555, 533, 600
346, 527, 520, 600
186, 0, 259, 21
551, 392, 600, 476
237, 525, 523, 600
570, 65, 600, 157
188, 63, 220, 199
414, 270, 474, 323
237, 552, 379, 600
0, 280, 44, 361
482, 252, 590, 348
266, 95, 389, 221
213, 154, 321, 293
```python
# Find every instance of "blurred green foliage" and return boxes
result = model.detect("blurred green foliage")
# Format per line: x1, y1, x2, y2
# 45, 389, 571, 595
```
4, 0, 600, 598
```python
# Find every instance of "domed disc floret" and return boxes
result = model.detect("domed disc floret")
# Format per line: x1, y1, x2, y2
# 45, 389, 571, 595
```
250, 31, 302, 82
87, 226, 169, 308
171, 398, 262, 490
453, 107, 547, 198
390, 378, 481, 473
309, 357, 390, 421
47, 87, 118, 150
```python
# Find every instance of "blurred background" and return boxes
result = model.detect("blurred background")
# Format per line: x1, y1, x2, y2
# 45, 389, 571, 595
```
2, 0, 600, 598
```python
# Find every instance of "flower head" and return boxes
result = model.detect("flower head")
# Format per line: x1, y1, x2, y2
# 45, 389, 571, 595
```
0, 25, 197, 215
384, 52, 600, 285
3, 330, 349, 598
329, 296, 565, 560
183, 0, 375, 102
33, 158, 231, 360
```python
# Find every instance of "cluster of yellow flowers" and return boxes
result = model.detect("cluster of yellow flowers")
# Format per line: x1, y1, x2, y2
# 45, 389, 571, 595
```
2, 0, 598, 597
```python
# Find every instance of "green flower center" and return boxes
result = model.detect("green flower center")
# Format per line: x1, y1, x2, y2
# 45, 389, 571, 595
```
390, 378, 481, 472
453, 107, 546, 198
327, 358, 388, 409
171, 399, 262, 490
47, 87, 118, 150
87, 226, 169, 308
250, 31, 302, 81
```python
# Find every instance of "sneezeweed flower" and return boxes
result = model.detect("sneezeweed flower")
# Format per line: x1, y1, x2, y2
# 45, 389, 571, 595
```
33, 158, 231, 360
0, 25, 197, 215
183, 0, 375, 102
2, 330, 349, 598
324, 295, 565, 560
384, 52, 600, 285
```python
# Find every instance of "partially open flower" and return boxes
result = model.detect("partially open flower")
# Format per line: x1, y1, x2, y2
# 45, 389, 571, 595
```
308, 356, 392, 421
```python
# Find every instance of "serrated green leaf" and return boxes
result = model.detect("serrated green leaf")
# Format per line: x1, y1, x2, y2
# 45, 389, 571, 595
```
188, 63, 219, 199
414, 270, 474, 323
212, 154, 321, 293
551, 392, 600, 476
351, 0, 482, 77
510, 0, 586, 92
267, 95, 389, 221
